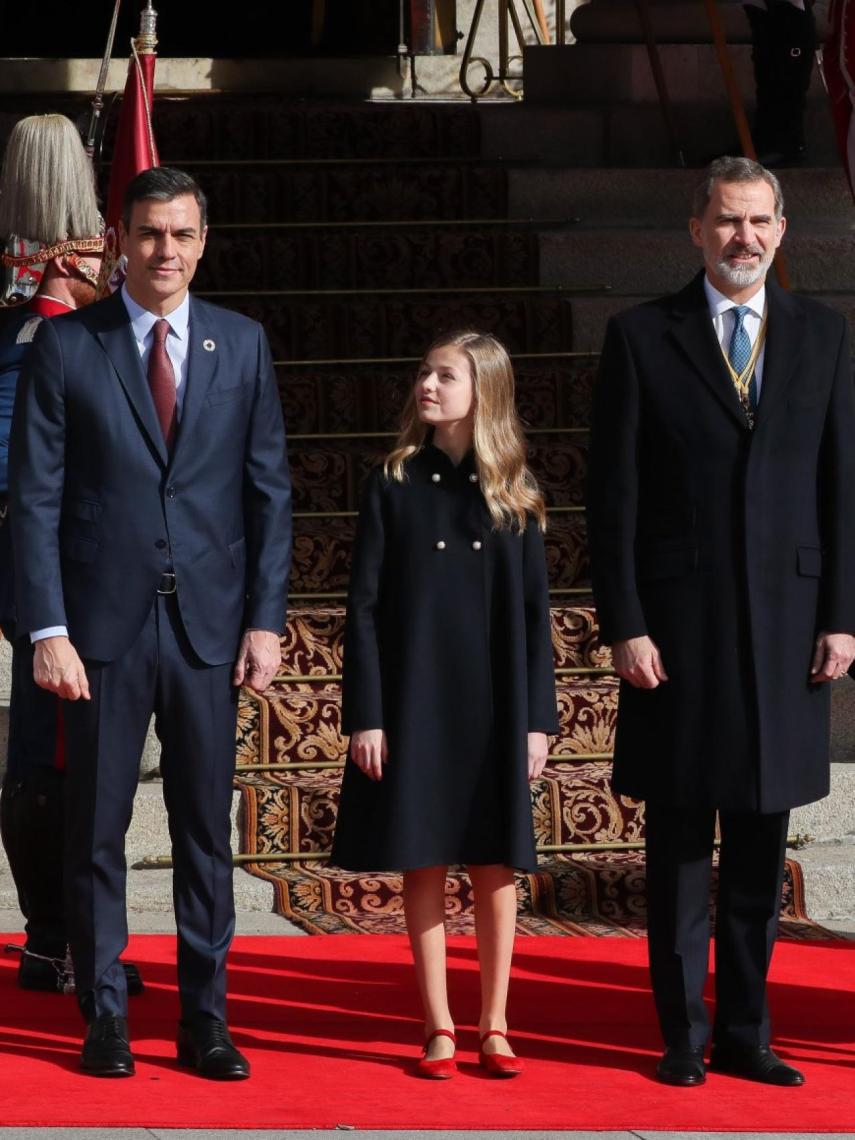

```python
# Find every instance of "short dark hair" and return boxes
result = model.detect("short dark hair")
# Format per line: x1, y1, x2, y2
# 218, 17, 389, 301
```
692, 156, 784, 221
121, 166, 208, 230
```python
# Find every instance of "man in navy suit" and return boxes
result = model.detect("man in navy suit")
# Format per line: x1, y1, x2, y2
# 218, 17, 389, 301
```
9, 167, 292, 1079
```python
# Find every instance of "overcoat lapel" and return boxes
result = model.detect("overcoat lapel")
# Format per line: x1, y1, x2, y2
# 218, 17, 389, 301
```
94, 290, 169, 466
666, 272, 747, 427
752, 278, 804, 428
173, 296, 219, 454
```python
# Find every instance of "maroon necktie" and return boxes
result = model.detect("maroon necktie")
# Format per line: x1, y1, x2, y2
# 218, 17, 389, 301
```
148, 318, 177, 449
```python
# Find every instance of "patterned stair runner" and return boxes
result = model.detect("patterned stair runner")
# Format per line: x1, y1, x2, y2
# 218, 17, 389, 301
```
234, 607, 814, 935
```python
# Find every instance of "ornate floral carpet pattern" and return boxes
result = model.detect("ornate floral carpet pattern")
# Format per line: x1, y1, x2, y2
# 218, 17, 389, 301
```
235, 606, 822, 939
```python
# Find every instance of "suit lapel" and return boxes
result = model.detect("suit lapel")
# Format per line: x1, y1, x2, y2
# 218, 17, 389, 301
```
753, 278, 804, 429
173, 296, 219, 455
666, 272, 748, 428
94, 291, 169, 466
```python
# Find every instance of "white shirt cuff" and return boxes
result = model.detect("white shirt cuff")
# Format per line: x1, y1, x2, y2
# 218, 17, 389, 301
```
30, 626, 68, 642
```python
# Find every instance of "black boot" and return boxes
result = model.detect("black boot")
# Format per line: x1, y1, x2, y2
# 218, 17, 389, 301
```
745, 0, 816, 165
0, 767, 68, 984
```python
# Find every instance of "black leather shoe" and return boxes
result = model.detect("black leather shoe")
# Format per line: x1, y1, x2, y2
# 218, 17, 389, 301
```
81, 1013, 135, 1077
177, 1015, 250, 1080
710, 1044, 805, 1086
656, 1046, 706, 1086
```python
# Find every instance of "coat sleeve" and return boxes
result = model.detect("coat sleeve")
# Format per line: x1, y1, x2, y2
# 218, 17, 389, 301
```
341, 466, 386, 734
523, 517, 559, 734
585, 315, 648, 646
818, 315, 855, 633
242, 323, 293, 633
8, 318, 68, 633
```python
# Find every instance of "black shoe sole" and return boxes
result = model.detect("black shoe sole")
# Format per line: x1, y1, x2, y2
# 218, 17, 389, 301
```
80, 1062, 135, 1077
656, 1071, 706, 1087
176, 1050, 250, 1080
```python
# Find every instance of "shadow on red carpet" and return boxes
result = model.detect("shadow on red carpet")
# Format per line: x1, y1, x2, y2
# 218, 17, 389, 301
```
0, 933, 852, 1129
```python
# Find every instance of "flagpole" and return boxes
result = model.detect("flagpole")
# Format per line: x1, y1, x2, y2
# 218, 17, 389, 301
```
85, 0, 124, 160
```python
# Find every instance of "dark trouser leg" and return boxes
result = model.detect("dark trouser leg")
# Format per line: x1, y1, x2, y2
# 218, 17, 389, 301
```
62, 613, 157, 1022
0, 634, 66, 957
745, 1, 816, 160
645, 801, 717, 1051
154, 595, 237, 1021
713, 808, 789, 1048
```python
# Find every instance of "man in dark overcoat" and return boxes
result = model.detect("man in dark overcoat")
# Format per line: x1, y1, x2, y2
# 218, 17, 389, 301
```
587, 156, 855, 1087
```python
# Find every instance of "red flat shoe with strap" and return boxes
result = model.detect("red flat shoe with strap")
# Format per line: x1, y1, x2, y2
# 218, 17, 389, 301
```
415, 1029, 457, 1080
479, 1030, 524, 1077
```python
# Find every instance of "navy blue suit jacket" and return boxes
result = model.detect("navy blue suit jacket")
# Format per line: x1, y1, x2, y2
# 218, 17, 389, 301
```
9, 289, 292, 665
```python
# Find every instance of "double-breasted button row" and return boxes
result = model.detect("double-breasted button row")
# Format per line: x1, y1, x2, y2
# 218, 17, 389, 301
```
435, 540, 483, 551
430, 472, 479, 485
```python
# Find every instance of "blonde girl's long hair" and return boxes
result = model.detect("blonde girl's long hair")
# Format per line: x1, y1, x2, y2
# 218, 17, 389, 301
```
384, 330, 547, 533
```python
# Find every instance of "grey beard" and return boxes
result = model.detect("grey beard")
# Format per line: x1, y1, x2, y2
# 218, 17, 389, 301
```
715, 252, 773, 288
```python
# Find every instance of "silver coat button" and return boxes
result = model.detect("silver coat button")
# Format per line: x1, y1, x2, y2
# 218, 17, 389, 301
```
435, 540, 446, 551
469, 473, 478, 483
472, 540, 482, 551
431, 473, 441, 483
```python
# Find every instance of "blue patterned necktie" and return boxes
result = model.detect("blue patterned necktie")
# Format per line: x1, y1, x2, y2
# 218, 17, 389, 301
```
728, 305, 758, 411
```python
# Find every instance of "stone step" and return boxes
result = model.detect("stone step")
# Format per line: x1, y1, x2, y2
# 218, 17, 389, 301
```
278, 355, 597, 435
508, 167, 855, 228
480, 100, 839, 167
187, 160, 514, 226
197, 220, 543, 291
791, 838, 855, 923
0, 92, 484, 159
540, 226, 855, 297
289, 511, 590, 595
523, 42, 824, 105
0, 781, 274, 914
197, 287, 576, 360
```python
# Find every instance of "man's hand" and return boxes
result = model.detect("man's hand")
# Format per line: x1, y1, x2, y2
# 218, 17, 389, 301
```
810, 631, 855, 683
232, 629, 281, 692
33, 636, 90, 700
350, 729, 388, 781
612, 635, 669, 689
527, 731, 548, 780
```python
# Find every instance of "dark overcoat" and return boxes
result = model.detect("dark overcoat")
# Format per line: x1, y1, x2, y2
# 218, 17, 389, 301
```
586, 272, 855, 813
332, 443, 559, 872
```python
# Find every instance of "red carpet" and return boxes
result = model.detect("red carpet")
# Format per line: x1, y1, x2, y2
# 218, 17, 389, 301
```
0, 932, 853, 1130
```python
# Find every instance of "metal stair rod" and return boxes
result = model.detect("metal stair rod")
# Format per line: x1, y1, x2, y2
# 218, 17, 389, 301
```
136, 835, 803, 869
234, 752, 615, 772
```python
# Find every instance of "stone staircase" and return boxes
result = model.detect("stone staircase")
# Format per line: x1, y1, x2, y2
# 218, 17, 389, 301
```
1, 15, 853, 931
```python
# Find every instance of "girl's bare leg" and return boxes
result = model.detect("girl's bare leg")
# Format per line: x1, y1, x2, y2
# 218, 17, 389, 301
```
404, 865, 454, 1059
468, 862, 518, 1056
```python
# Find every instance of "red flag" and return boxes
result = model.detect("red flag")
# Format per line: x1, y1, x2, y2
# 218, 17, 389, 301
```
99, 49, 159, 294
821, 0, 855, 199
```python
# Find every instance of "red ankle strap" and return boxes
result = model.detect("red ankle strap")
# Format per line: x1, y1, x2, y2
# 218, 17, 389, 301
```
424, 1028, 456, 1047
480, 1029, 509, 1045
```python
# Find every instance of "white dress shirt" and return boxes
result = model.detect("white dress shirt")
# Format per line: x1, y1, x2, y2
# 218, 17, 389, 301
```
704, 276, 767, 399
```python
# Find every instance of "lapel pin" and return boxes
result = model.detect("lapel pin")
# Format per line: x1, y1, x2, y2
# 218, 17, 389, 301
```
203, 338, 216, 352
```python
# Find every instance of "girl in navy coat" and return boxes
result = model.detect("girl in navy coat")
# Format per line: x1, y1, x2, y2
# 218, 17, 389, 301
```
332, 330, 558, 1078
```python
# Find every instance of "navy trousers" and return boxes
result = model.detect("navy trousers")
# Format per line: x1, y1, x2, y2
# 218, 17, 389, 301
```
645, 802, 790, 1051
62, 593, 238, 1023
